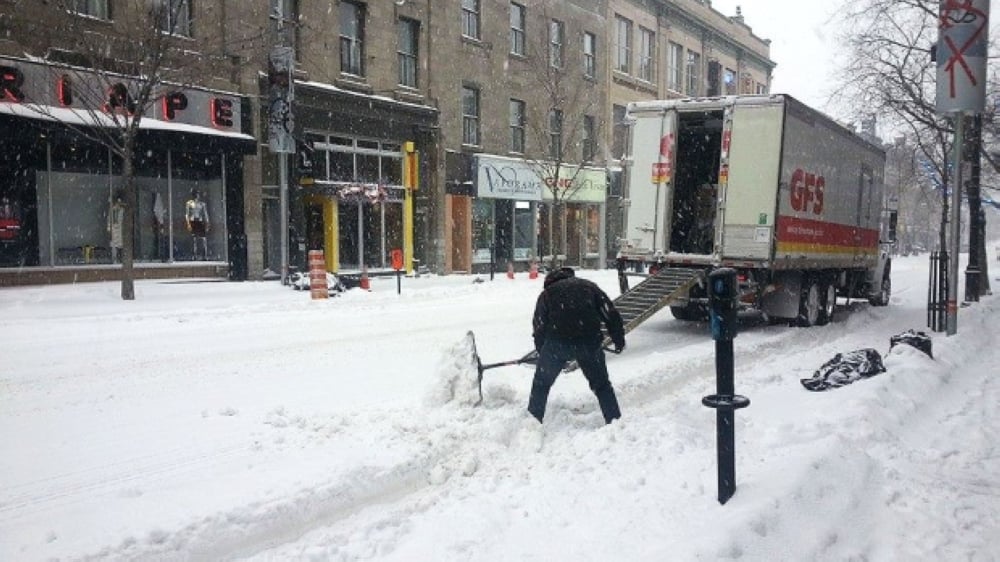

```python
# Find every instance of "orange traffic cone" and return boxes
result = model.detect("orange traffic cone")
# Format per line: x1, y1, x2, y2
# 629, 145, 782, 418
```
360, 265, 370, 290
528, 260, 538, 280
506, 262, 515, 279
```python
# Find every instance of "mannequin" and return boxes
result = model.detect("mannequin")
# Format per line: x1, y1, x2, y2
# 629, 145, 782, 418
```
107, 193, 125, 263
185, 189, 210, 260
152, 191, 167, 261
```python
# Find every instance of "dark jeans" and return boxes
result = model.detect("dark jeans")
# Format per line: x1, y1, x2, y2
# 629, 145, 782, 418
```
528, 339, 621, 424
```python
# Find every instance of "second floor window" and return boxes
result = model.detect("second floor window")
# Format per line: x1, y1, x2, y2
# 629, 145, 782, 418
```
686, 50, 701, 95
398, 18, 418, 88
156, 0, 192, 37
615, 16, 632, 74
582, 115, 595, 162
724, 68, 737, 95
510, 3, 525, 56
638, 27, 655, 82
549, 19, 564, 68
548, 109, 563, 159
340, 1, 365, 76
72, 0, 110, 19
583, 32, 596, 78
462, 0, 480, 40
667, 42, 683, 92
510, 99, 525, 153
462, 86, 480, 146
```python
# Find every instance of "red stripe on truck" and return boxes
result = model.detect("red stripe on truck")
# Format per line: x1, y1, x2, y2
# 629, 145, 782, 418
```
775, 215, 879, 253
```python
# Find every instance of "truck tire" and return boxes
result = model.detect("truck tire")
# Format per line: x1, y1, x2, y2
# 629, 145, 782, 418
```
818, 282, 836, 326
797, 280, 822, 327
869, 273, 891, 306
671, 303, 708, 321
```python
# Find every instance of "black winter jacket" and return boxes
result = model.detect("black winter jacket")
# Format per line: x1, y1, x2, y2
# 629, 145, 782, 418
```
532, 270, 625, 350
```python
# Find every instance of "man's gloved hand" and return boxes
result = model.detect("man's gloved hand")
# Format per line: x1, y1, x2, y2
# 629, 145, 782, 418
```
613, 341, 625, 353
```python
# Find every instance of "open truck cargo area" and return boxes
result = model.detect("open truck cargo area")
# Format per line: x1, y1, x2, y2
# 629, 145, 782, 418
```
617, 94, 896, 327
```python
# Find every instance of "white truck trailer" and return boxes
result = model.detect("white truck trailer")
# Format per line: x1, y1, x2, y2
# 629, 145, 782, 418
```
615, 94, 896, 327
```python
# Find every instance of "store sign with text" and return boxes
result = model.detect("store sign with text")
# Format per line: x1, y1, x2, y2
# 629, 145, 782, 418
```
475, 154, 607, 203
0, 56, 243, 131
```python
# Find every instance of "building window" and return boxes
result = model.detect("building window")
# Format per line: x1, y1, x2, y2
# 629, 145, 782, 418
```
549, 109, 563, 159
71, 0, 110, 19
667, 42, 683, 92
462, 85, 480, 146
724, 67, 737, 95
638, 27, 655, 83
462, 0, 480, 40
271, 0, 299, 56
549, 19, 564, 68
583, 32, 596, 78
686, 50, 701, 95
615, 15, 632, 74
612, 104, 627, 160
510, 99, 526, 153
156, 0, 192, 37
582, 115, 595, 162
398, 18, 419, 88
510, 3, 525, 56
340, 1, 365, 76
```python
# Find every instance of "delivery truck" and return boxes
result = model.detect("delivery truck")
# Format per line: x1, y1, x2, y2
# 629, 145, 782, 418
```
615, 94, 896, 327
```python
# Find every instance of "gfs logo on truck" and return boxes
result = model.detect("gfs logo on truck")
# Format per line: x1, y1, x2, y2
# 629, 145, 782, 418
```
790, 168, 825, 215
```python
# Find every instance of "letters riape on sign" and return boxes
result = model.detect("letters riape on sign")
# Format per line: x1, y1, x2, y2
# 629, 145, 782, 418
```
0, 57, 241, 130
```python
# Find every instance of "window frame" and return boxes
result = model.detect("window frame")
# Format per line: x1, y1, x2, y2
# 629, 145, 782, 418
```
548, 108, 563, 160
582, 115, 595, 162
340, 0, 365, 76
157, 0, 193, 37
549, 19, 564, 69
461, 0, 480, 41
462, 85, 481, 146
510, 3, 526, 56
509, 99, 526, 154
70, 0, 111, 20
582, 31, 596, 78
397, 18, 419, 88
615, 15, 632, 75
638, 27, 655, 83
666, 42, 683, 92
685, 49, 701, 96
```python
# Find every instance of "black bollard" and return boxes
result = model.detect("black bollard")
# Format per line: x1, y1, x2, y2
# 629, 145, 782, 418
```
701, 268, 750, 505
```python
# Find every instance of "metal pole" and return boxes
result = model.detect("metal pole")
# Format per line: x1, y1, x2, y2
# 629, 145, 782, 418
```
280, 153, 289, 285
964, 114, 982, 302
947, 116, 963, 335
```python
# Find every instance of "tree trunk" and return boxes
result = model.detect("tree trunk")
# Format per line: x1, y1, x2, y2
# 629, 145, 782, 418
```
120, 136, 136, 300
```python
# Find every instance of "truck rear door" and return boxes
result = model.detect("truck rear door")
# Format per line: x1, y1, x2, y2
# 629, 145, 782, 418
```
720, 101, 784, 260
625, 108, 677, 254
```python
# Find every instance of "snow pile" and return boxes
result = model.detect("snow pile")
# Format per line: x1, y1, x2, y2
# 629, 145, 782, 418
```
423, 331, 481, 407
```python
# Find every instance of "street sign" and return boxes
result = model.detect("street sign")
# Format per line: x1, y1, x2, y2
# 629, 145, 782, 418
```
936, 0, 990, 114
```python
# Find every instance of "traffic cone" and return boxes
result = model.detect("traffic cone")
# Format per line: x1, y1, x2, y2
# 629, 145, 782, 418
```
360, 265, 370, 290
528, 260, 538, 280
506, 262, 515, 279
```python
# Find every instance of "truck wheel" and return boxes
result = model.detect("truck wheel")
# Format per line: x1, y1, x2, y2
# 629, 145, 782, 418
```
869, 274, 891, 307
818, 283, 836, 326
797, 280, 821, 327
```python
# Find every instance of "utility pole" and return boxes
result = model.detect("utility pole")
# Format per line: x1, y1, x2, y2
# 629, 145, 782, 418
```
935, 0, 990, 336
964, 114, 983, 301
268, 5, 295, 285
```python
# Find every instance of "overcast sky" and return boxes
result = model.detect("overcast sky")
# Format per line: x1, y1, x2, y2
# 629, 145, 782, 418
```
709, 0, 845, 114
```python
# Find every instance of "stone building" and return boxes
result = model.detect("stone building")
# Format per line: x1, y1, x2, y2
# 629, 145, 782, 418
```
0, 0, 773, 285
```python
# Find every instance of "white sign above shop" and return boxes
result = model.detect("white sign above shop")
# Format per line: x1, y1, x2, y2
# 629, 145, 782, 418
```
475, 154, 607, 203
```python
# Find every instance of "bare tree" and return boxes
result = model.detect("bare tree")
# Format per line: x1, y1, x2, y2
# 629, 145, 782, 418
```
834, 0, 994, 292
515, 12, 603, 268
1, 0, 266, 299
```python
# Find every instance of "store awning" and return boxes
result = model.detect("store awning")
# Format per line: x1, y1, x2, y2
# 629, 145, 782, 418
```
0, 103, 257, 153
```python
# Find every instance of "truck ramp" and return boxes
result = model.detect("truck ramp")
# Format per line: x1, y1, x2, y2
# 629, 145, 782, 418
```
602, 267, 704, 346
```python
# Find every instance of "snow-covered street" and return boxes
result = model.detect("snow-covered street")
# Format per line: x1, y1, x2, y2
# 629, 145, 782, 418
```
2, 252, 999, 561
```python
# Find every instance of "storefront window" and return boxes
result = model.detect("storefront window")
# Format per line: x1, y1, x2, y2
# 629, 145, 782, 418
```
585, 205, 600, 256
513, 201, 533, 261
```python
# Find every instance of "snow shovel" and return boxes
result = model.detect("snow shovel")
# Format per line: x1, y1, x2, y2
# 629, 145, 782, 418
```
467, 330, 538, 407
